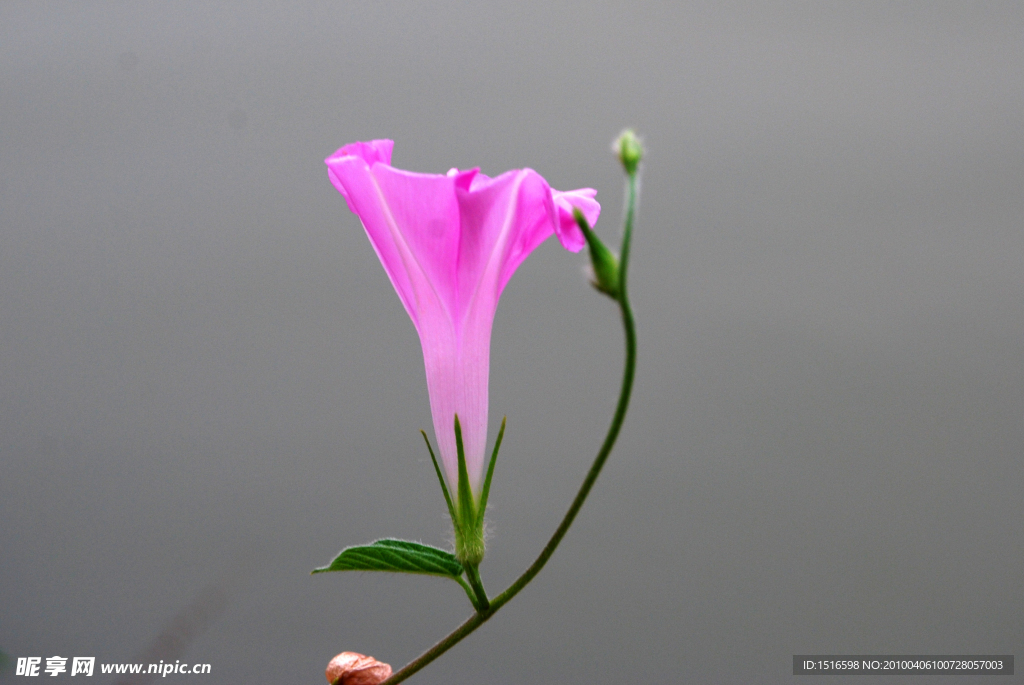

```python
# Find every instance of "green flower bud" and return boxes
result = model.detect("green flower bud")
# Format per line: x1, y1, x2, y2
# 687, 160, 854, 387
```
573, 207, 620, 298
613, 129, 643, 176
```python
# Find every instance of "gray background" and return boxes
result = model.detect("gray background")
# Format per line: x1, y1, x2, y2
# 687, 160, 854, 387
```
2, 2, 1022, 683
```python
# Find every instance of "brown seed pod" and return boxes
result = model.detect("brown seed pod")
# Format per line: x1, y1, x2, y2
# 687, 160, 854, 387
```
325, 652, 392, 685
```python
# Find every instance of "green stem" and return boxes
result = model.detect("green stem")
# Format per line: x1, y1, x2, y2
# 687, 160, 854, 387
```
380, 169, 639, 685
464, 564, 490, 612
382, 610, 490, 684
453, 575, 483, 612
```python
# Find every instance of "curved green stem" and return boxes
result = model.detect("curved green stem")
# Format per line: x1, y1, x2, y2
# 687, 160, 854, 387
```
382, 610, 490, 684
381, 169, 639, 685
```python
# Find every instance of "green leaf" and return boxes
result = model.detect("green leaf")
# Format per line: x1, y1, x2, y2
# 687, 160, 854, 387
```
313, 539, 464, 578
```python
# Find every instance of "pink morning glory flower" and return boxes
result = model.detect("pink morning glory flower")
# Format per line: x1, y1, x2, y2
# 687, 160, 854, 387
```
326, 139, 600, 503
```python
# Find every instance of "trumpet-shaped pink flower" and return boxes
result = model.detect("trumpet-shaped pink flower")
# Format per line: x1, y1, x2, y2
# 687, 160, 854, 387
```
326, 140, 600, 499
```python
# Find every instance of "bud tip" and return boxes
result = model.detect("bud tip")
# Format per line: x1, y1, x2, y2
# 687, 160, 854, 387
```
613, 129, 643, 175
573, 206, 620, 298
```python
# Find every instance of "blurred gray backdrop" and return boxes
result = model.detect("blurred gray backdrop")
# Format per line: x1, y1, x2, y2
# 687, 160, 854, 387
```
2, 2, 1022, 683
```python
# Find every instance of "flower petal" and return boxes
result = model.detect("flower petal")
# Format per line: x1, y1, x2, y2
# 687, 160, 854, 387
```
552, 187, 600, 253
369, 164, 462, 325
326, 141, 601, 501
325, 155, 460, 338
327, 139, 394, 168
457, 168, 560, 303
325, 140, 394, 210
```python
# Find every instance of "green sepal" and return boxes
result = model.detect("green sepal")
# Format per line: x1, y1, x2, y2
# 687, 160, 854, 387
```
452, 414, 485, 566
574, 207, 620, 298
422, 429, 457, 524
476, 416, 505, 529
313, 538, 464, 578
453, 414, 476, 524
